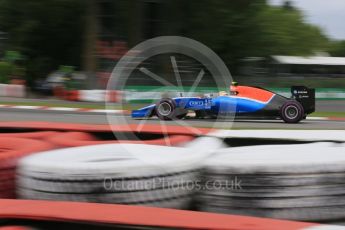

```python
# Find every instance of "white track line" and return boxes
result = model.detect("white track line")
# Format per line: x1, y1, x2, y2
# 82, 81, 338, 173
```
10, 105, 42, 110
307, 117, 328, 120
44, 107, 79, 111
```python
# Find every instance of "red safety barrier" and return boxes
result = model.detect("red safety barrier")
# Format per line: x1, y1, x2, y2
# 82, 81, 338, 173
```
0, 131, 59, 141
0, 138, 54, 198
0, 199, 321, 230
52, 86, 66, 99
0, 227, 28, 230
106, 90, 121, 102
65, 90, 80, 101
0, 122, 211, 135
0, 122, 210, 148
46, 131, 194, 147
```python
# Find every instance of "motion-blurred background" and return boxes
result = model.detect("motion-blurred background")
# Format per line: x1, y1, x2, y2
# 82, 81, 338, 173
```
1, 2, 345, 228
0, 0, 345, 96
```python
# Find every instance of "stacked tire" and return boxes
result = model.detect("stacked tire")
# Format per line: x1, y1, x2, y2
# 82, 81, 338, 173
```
0, 122, 211, 200
209, 130, 345, 143
0, 137, 53, 198
17, 143, 213, 209
198, 142, 345, 222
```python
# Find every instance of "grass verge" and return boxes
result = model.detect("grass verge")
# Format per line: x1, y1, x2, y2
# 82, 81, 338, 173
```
310, 112, 345, 118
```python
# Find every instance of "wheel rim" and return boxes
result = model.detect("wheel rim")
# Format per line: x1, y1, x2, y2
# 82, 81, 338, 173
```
158, 102, 172, 116
285, 105, 299, 119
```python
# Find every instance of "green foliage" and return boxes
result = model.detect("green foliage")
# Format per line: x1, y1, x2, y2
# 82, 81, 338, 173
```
329, 40, 345, 57
0, 61, 13, 83
0, 0, 333, 78
3, 51, 23, 63
0, 0, 86, 83
58, 65, 75, 74
165, 0, 329, 72
255, 6, 329, 56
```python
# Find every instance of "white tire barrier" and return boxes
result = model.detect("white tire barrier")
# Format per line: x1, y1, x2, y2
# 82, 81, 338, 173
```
182, 136, 226, 150
208, 130, 345, 142
79, 90, 105, 102
17, 143, 214, 208
0, 84, 6, 97
0, 84, 25, 97
79, 90, 119, 102
198, 142, 345, 221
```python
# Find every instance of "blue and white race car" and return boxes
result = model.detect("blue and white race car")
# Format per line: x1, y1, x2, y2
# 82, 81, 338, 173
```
131, 84, 315, 123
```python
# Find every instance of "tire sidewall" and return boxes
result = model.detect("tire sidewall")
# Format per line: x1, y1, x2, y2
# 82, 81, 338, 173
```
156, 98, 176, 120
280, 100, 304, 123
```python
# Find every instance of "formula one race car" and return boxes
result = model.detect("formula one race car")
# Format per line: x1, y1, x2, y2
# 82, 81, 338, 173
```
131, 83, 315, 123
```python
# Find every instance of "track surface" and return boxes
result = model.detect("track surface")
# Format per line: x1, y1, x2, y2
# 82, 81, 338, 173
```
0, 108, 344, 129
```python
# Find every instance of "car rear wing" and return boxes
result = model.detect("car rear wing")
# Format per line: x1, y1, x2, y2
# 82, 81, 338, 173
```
291, 86, 315, 114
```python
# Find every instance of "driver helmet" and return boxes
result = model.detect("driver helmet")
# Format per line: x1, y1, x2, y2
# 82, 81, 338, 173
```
219, 91, 228, 96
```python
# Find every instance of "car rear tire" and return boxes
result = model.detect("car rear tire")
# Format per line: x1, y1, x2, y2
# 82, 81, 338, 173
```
280, 100, 304, 123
